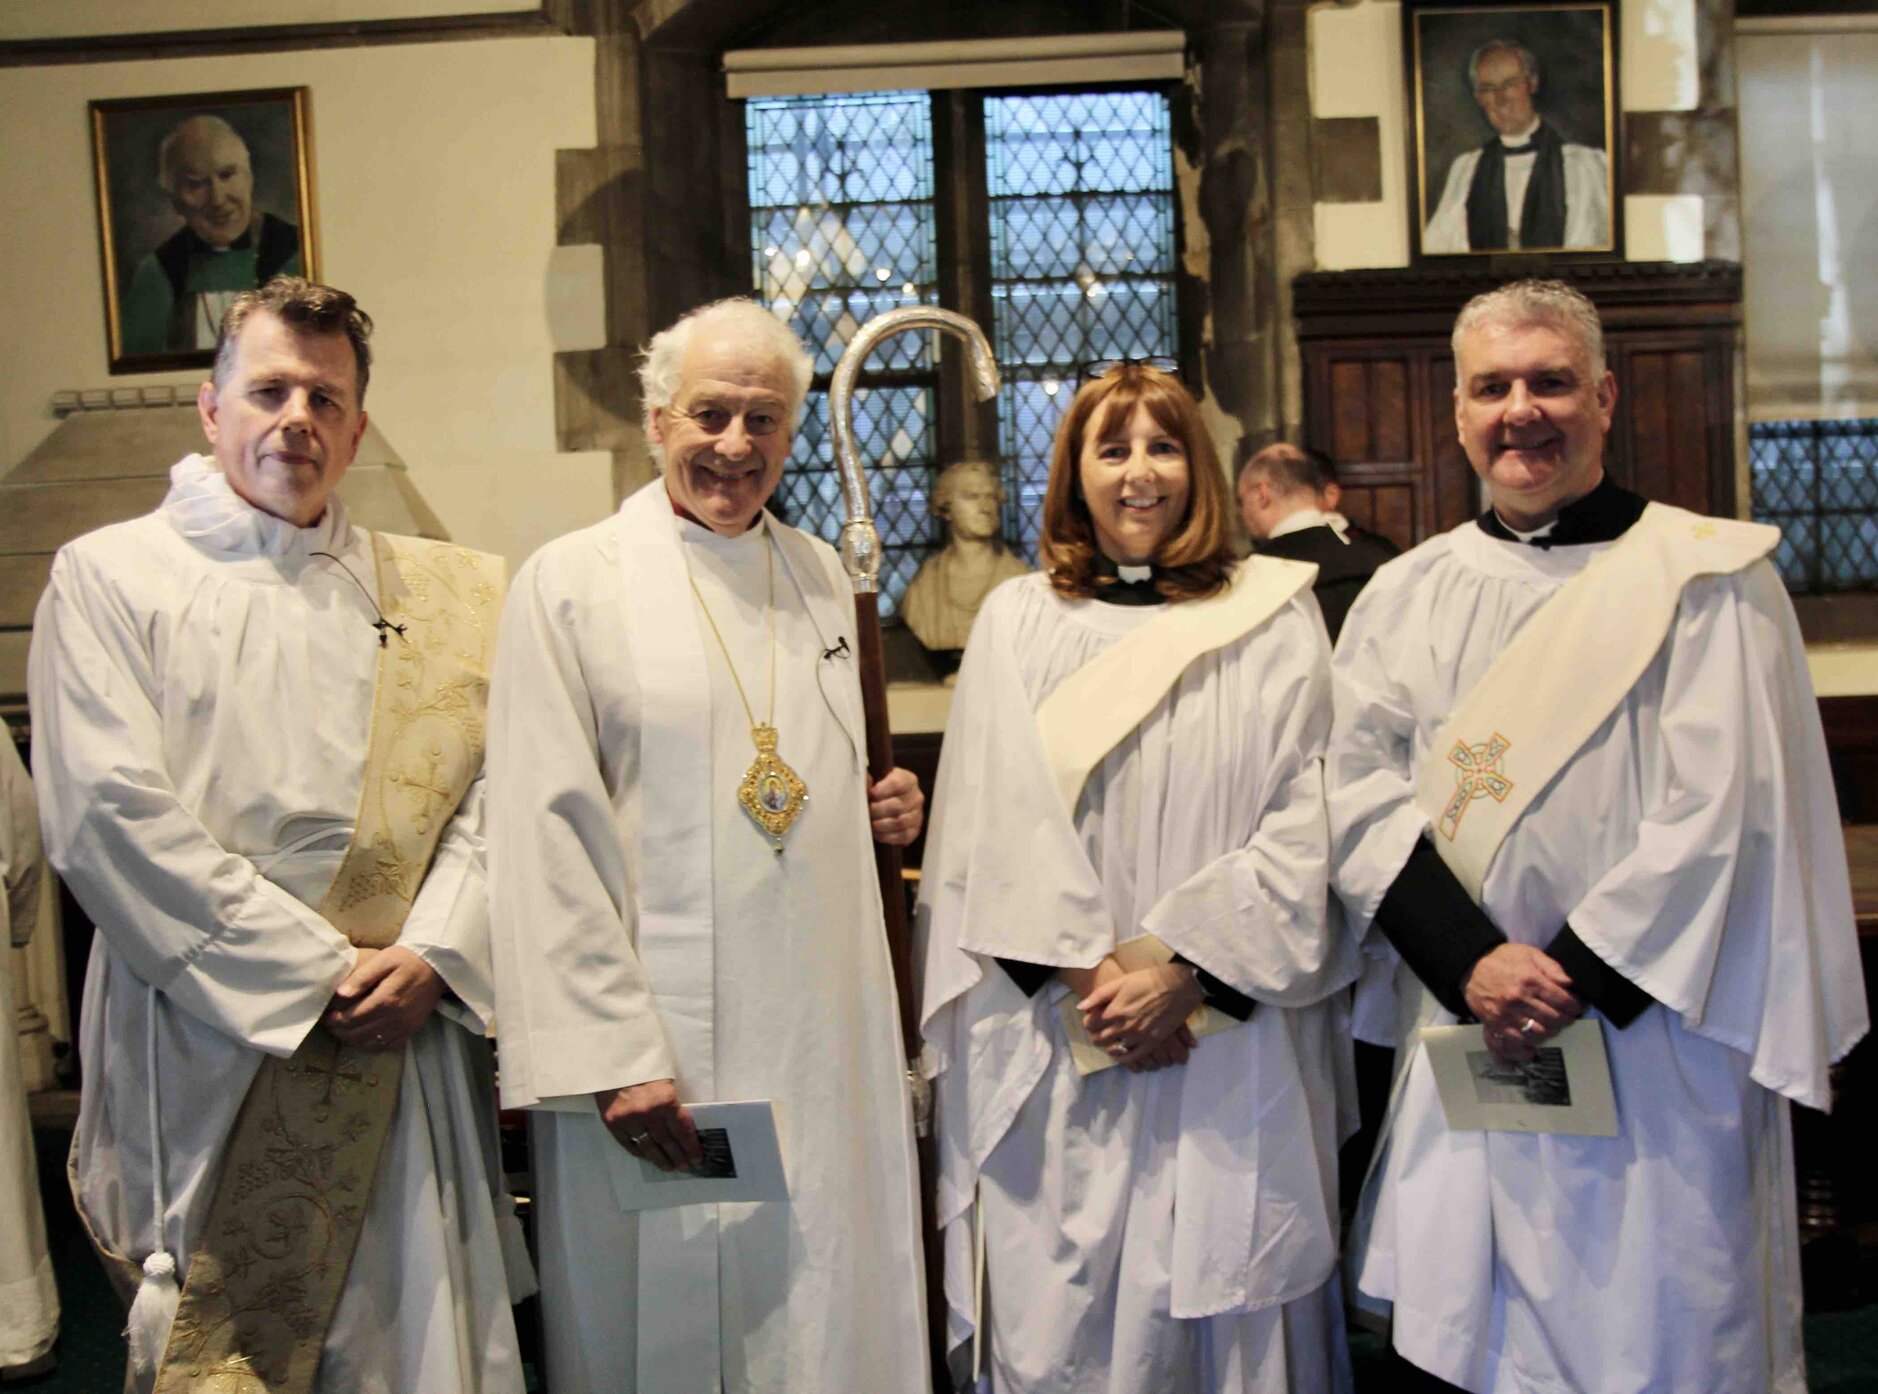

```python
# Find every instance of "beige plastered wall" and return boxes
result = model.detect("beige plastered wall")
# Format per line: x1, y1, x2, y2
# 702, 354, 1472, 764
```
0, 35, 614, 573
1308, 0, 1706, 270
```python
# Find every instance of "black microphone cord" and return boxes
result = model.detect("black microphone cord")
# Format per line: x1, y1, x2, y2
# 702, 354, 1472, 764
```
310, 550, 407, 647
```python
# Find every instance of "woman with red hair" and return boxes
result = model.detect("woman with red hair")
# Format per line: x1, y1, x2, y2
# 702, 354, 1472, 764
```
919, 364, 1357, 1392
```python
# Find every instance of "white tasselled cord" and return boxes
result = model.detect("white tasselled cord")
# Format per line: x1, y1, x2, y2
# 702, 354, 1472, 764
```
124, 980, 179, 1374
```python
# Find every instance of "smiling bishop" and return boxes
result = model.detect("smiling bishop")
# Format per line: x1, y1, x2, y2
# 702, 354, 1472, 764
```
1325, 278, 1867, 1394
484, 297, 931, 1393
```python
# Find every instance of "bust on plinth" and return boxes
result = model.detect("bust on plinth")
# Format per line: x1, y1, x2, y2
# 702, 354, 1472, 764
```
901, 460, 1031, 663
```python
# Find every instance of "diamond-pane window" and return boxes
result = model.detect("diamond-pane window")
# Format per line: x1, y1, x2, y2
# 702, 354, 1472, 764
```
1750, 418, 1878, 592
747, 91, 939, 616
986, 92, 1179, 555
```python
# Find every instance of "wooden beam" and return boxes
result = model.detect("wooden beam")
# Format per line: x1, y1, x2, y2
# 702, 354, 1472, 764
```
0, 6, 573, 68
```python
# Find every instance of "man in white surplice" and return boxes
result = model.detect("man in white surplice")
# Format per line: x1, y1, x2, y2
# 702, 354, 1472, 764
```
486, 297, 929, 1394
1328, 278, 1868, 1393
919, 363, 1358, 1393
30, 278, 527, 1392
1, 735, 57, 1379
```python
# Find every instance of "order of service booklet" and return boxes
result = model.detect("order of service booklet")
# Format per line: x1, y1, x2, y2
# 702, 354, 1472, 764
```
1420, 1018, 1619, 1137
603, 1099, 789, 1212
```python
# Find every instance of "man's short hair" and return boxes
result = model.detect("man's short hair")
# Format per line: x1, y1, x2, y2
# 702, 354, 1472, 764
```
1468, 38, 1540, 88
1236, 441, 1338, 497
157, 114, 249, 196
638, 298, 815, 467
213, 277, 375, 402
1452, 277, 1607, 380
930, 458, 1003, 517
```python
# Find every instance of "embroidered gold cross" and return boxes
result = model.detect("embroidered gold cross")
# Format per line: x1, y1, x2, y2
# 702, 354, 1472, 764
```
1438, 732, 1514, 840
1692, 520, 1718, 540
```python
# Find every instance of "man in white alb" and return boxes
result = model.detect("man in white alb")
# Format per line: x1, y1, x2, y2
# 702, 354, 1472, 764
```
1422, 40, 1610, 254
31, 277, 525, 1393
1328, 277, 1868, 1393
486, 297, 929, 1394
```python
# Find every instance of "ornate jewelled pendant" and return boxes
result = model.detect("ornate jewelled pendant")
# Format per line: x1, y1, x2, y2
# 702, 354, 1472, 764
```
738, 724, 808, 852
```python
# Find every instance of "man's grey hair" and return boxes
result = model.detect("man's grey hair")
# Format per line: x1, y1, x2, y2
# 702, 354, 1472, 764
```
638, 298, 814, 469
1468, 38, 1540, 88
1452, 278, 1607, 380
930, 458, 1004, 516
157, 114, 249, 196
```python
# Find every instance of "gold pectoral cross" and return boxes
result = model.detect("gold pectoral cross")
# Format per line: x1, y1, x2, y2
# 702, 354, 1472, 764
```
738, 724, 808, 853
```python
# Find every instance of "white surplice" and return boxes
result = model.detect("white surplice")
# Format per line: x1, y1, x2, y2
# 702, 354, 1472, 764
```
28, 456, 526, 1394
486, 484, 925, 1394
919, 573, 1359, 1394
1, 735, 57, 1370
1328, 522, 1869, 1394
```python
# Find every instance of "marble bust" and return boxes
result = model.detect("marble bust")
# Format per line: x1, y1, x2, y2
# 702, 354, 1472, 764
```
901, 459, 1031, 655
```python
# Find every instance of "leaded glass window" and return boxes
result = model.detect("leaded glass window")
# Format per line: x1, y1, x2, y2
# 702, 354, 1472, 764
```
747, 91, 939, 615
1751, 417, 1878, 591
986, 92, 1179, 554
744, 86, 1182, 598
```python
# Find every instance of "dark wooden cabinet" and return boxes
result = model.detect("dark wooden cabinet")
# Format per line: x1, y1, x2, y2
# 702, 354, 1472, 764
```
1294, 261, 1742, 549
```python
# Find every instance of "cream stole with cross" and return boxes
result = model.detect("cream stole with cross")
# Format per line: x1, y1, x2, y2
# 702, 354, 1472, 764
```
153, 533, 503, 1394
1412, 504, 1777, 902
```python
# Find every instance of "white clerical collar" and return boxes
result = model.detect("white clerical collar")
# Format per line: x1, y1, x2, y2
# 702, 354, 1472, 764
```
1117, 563, 1153, 583
1493, 511, 1557, 544
161, 453, 349, 557
1500, 119, 1541, 149
1268, 506, 1351, 542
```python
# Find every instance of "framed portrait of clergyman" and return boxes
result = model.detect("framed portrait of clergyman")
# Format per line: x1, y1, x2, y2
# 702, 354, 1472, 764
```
90, 87, 319, 373
1405, 2, 1619, 260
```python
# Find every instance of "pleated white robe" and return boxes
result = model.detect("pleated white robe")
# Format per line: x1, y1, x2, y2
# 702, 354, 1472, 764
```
28, 457, 527, 1394
486, 499, 926, 1394
920, 573, 1359, 1394
0, 735, 58, 1370
1329, 522, 1868, 1394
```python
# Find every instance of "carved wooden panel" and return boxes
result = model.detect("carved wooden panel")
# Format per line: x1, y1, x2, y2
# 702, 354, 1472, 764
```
1295, 261, 1743, 548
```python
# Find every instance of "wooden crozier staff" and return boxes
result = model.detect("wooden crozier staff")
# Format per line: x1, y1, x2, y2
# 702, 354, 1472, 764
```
828, 308, 999, 1377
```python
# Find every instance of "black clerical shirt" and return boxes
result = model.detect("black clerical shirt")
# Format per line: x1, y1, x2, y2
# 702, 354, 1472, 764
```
1374, 475, 1655, 1027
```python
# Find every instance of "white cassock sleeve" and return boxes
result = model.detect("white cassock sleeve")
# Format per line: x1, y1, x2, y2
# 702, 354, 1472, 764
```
1565, 566, 1865, 1107
1562, 145, 1610, 249
1138, 602, 1349, 1005
1326, 582, 1429, 939
27, 550, 355, 1057
1421, 150, 1479, 254
399, 774, 497, 1034
485, 550, 677, 1107
2, 737, 43, 949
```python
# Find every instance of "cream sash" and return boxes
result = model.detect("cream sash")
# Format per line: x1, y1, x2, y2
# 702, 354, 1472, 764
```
1035, 558, 1315, 1042
613, 480, 865, 1392
1035, 557, 1317, 812
154, 534, 503, 1394
1412, 504, 1776, 901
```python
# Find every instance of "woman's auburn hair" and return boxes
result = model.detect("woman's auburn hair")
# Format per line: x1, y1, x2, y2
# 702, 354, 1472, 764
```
1039, 364, 1235, 602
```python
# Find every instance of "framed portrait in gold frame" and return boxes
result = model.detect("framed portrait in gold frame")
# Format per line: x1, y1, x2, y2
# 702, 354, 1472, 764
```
90, 86, 319, 373
1405, 2, 1619, 261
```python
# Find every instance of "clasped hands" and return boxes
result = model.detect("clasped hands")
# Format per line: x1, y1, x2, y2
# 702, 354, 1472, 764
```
1463, 942, 1584, 1065
1071, 957, 1205, 1073
322, 945, 446, 1050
